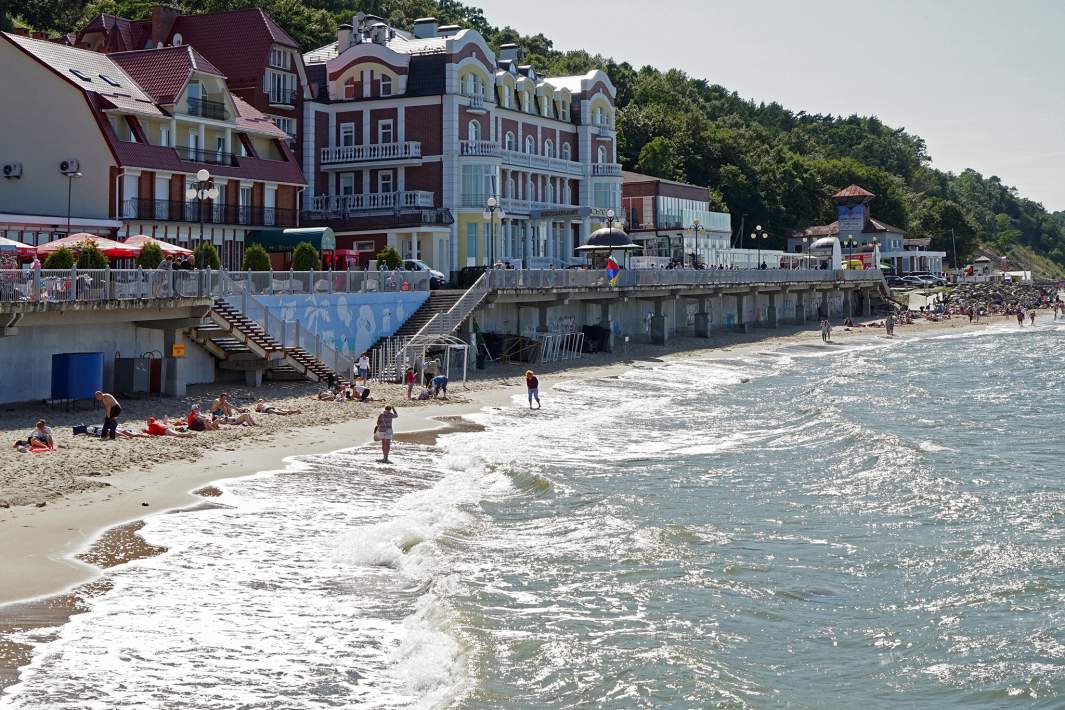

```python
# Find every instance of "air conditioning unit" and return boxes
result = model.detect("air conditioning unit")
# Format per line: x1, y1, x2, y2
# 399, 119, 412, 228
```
2, 163, 22, 179
59, 158, 80, 174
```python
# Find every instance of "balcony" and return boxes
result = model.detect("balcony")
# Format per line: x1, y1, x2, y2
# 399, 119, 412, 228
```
501, 148, 584, 177
187, 96, 228, 121
593, 122, 614, 137
122, 199, 297, 227
306, 191, 435, 214
320, 141, 422, 166
591, 162, 623, 177
268, 89, 297, 106
176, 145, 238, 167
465, 94, 488, 113
460, 140, 502, 157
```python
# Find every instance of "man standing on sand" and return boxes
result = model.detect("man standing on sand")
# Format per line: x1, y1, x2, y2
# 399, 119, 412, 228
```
525, 370, 541, 409
95, 391, 121, 440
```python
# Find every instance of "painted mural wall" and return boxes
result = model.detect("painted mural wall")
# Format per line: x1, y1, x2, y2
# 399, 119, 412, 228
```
254, 292, 429, 356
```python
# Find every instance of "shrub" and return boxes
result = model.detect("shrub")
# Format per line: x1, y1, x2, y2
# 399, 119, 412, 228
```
43, 247, 75, 270
75, 243, 108, 269
376, 246, 402, 270
192, 242, 220, 270
136, 242, 164, 269
292, 241, 321, 271
242, 243, 271, 271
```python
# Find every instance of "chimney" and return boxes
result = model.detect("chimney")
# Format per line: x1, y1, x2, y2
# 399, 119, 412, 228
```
31, 31, 48, 40
499, 43, 523, 63
336, 23, 352, 50
370, 22, 388, 45
437, 24, 461, 37
151, 6, 179, 48
13, 27, 27, 36
413, 17, 437, 39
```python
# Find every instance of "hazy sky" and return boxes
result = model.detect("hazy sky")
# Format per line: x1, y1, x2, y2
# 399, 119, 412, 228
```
473, 0, 1065, 211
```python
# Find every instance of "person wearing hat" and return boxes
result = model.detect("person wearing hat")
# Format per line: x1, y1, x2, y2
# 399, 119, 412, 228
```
525, 370, 540, 410
186, 404, 219, 431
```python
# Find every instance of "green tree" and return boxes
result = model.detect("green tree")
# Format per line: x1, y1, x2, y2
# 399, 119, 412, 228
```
42, 246, 75, 270
291, 241, 321, 271
76, 242, 108, 269
913, 197, 978, 266
192, 242, 220, 270
634, 136, 681, 180
376, 246, 402, 270
242, 243, 271, 271
136, 242, 164, 269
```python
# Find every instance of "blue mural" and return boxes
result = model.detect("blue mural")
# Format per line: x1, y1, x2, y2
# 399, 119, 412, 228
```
254, 292, 429, 355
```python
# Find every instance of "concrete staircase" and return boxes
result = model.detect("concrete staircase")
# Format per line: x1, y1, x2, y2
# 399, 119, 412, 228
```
373, 290, 465, 348
188, 300, 350, 386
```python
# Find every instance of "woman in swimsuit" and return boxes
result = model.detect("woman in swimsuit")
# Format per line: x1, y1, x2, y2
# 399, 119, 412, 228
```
254, 399, 302, 415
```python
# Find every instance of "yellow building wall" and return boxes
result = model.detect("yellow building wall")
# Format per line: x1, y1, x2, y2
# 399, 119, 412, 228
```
456, 212, 491, 266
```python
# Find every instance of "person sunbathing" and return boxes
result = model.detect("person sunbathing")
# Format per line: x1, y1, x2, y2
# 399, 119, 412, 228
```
255, 399, 301, 415
29, 420, 55, 450
145, 416, 195, 438
186, 404, 220, 431
210, 393, 257, 426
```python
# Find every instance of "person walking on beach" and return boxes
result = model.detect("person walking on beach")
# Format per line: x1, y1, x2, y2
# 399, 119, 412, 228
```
357, 352, 371, 385
374, 405, 397, 463
885, 313, 895, 336
820, 319, 831, 343
95, 391, 121, 440
1029, 310, 1037, 326
1016, 309, 1025, 327
405, 367, 416, 399
525, 370, 541, 409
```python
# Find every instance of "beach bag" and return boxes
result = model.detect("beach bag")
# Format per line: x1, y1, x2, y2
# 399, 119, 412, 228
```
373, 425, 381, 442
72, 424, 88, 436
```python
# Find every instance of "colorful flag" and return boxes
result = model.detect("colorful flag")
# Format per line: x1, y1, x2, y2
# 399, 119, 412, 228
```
606, 257, 620, 287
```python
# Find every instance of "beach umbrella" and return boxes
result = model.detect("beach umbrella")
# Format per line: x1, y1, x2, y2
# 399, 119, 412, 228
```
0, 236, 36, 257
37, 234, 140, 259
123, 235, 193, 256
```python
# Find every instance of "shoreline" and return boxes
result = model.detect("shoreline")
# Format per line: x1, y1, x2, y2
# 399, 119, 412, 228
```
0, 311, 1009, 610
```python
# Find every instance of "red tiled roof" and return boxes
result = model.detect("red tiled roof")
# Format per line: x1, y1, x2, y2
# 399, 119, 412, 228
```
111, 139, 305, 185
832, 184, 876, 199
166, 8, 297, 88
791, 217, 907, 238
80, 13, 149, 52
110, 45, 223, 103
232, 95, 289, 140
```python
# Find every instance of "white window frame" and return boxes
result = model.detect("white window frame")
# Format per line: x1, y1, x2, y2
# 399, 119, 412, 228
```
544, 139, 553, 158
160, 126, 171, 147
339, 123, 355, 147
562, 143, 571, 161
525, 134, 535, 154
522, 92, 530, 112
468, 120, 481, 142
504, 131, 515, 151
339, 173, 355, 196
378, 119, 395, 144
378, 171, 394, 194
380, 74, 393, 97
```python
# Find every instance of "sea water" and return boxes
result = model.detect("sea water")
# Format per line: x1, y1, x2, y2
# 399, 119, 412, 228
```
4, 322, 1065, 708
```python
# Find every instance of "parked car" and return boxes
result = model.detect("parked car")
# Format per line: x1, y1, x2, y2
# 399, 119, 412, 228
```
908, 271, 948, 285
885, 275, 908, 288
902, 275, 937, 288
402, 259, 447, 288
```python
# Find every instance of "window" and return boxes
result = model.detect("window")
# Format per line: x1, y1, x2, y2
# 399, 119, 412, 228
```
380, 74, 392, 97
504, 132, 515, 151
69, 69, 91, 82
215, 136, 225, 161
187, 129, 199, 160
525, 135, 534, 154
172, 33, 183, 45
265, 71, 296, 105
466, 223, 477, 264
339, 173, 354, 195
467, 120, 481, 142
378, 171, 394, 194
269, 48, 290, 70
595, 107, 604, 125
270, 115, 296, 140
501, 86, 511, 108
593, 183, 617, 210
465, 74, 475, 97
239, 185, 252, 223
597, 145, 607, 164
98, 74, 121, 87
343, 78, 356, 99
339, 123, 355, 147
522, 92, 530, 112
562, 143, 571, 161
561, 102, 569, 121
543, 97, 552, 118
378, 119, 394, 144
160, 126, 171, 147
462, 164, 496, 203
544, 139, 553, 158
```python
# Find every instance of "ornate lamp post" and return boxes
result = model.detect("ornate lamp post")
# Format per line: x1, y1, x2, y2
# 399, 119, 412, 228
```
688, 218, 705, 268
185, 168, 218, 269
842, 235, 859, 265
483, 195, 505, 266
751, 224, 769, 269
64, 170, 83, 236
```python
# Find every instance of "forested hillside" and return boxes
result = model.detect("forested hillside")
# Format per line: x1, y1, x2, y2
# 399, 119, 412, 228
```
8, 0, 1064, 271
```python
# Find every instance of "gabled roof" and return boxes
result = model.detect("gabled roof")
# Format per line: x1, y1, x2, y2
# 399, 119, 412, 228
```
109, 44, 224, 104
80, 13, 149, 53
231, 95, 288, 139
832, 184, 876, 199
164, 8, 298, 86
3, 32, 161, 115
790, 217, 907, 238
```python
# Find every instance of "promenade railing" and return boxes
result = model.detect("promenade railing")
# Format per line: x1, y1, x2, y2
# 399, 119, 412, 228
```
0, 268, 432, 303
486, 268, 884, 290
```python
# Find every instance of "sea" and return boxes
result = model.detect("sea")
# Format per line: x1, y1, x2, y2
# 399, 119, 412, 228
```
3, 320, 1065, 709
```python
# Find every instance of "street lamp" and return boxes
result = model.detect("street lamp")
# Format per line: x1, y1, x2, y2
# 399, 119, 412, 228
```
751, 224, 769, 269
870, 238, 880, 270
482, 195, 505, 267
842, 235, 859, 264
688, 218, 705, 268
185, 168, 218, 269
65, 171, 83, 236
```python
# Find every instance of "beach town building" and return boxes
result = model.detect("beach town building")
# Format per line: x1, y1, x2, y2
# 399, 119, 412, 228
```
299, 14, 623, 274
788, 185, 946, 274
0, 31, 305, 269
622, 171, 732, 265
73, 6, 308, 148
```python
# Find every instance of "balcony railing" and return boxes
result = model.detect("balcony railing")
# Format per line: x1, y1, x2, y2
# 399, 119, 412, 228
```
466, 94, 488, 111
591, 162, 623, 177
268, 89, 297, 106
460, 140, 502, 157
122, 199, 298, 227
306, 191, 435, 214
187, 96, 227, 121
501, 148, 584, 176
320, 142, 422, 165
176, 145, 238, 167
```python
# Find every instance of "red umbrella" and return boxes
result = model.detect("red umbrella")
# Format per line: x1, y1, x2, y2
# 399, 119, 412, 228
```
0, 236, 36, 258
123, 235, 193, 256
37, 234, 140, 260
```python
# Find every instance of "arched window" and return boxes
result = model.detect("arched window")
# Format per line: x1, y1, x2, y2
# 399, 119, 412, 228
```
465, 74, 475, 96
562, 143, 571, 161
504, 132, 515, 151
597, 145, 607, 164
468, 120, 481, 142
544, 139, 553, 158
525, 135, 535, 154
595, 106, 604, 125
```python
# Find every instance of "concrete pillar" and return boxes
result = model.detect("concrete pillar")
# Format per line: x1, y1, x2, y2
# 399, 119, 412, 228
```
244, 368, 264, 387
768, 291, 779, 329
820, 290, 829, 320
163, 329, 187, 397
735, 292, 748, 333
862, 289, 872, 317
693, 296, 711, 338
650, 299, 668, 345
598, 302, 614, 352
536, 303, 550, 333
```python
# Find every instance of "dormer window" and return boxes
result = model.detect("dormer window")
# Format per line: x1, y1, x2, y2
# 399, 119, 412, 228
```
173, 33, 183, 46
343, 77, 355, 99
522, 92, 530, 113
269, 48, 290, 70
380, 74, 392, 97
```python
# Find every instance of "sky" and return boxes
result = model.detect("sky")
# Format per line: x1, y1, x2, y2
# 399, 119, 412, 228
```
473, 0, 1065, 211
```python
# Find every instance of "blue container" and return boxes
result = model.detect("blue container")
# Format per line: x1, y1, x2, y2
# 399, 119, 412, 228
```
51, 352, 104, 400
